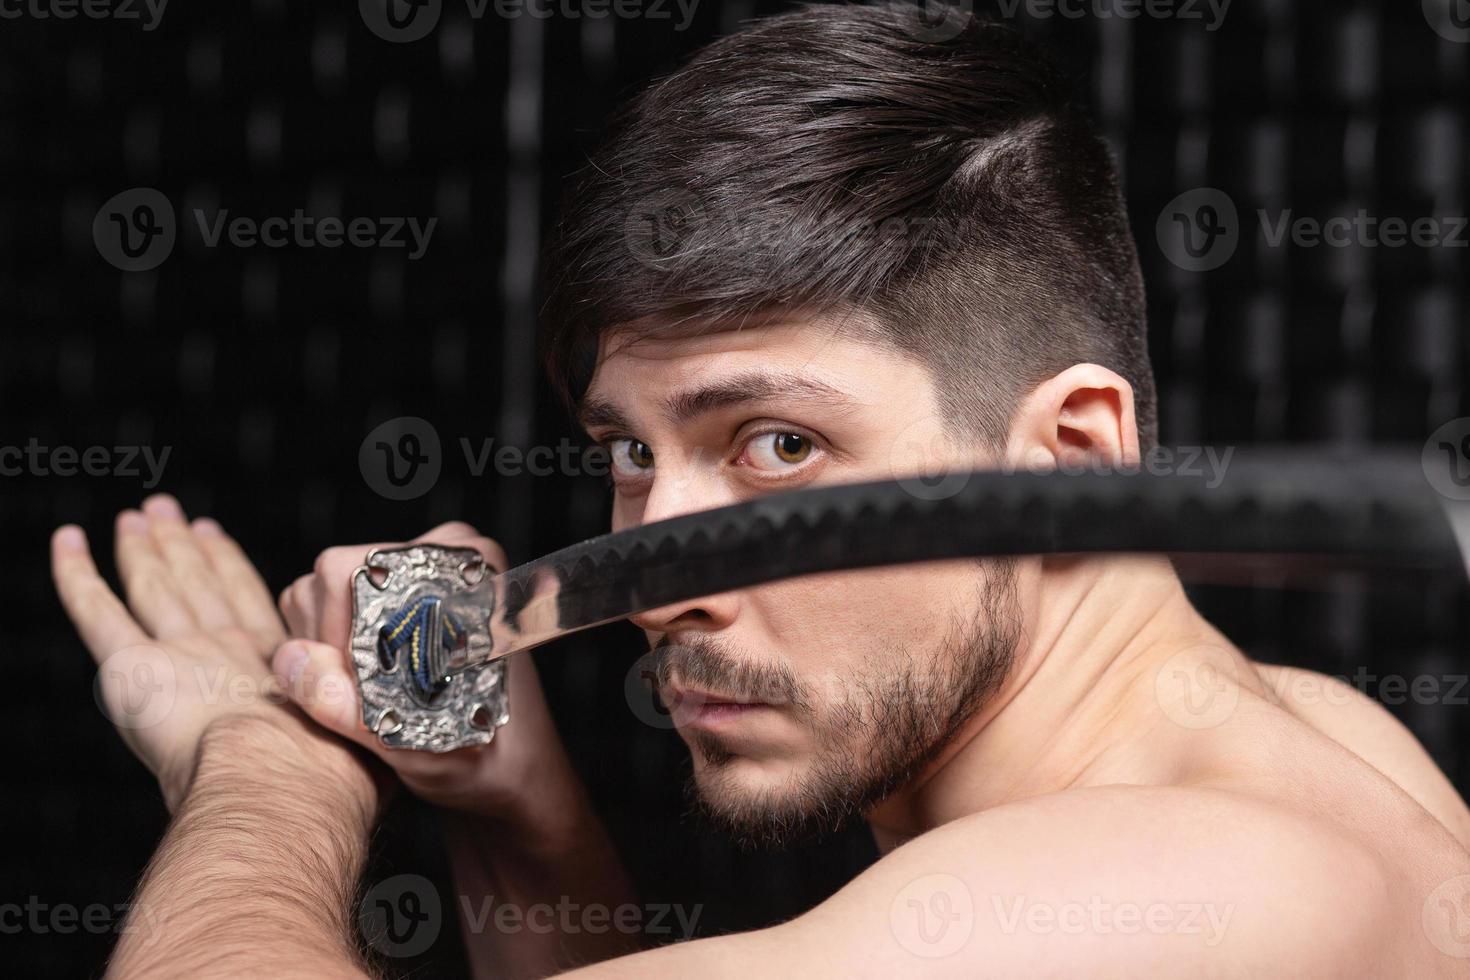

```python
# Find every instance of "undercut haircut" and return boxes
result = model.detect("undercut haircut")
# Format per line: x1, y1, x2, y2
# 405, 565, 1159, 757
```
541, 2, 1156, 448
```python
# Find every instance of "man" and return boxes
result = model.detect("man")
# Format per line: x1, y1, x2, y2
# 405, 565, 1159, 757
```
51, 5, 1470, 977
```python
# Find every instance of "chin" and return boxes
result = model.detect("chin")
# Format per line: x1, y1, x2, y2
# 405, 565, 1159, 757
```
686, 753, 861, 851
690, 742, 798, 797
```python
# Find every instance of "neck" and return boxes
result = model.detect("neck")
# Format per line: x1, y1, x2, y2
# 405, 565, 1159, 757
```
865, 554, 1227, 851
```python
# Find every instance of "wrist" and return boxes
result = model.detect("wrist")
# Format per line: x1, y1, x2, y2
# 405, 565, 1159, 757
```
191, 712, 379, 833
445, 774, 602, 864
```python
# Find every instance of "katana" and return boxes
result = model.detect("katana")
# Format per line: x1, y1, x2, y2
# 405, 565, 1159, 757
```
349, 449, 1470, 752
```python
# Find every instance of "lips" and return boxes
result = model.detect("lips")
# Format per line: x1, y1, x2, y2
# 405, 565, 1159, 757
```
658, 678, 774, 727
662, 681, 762, 709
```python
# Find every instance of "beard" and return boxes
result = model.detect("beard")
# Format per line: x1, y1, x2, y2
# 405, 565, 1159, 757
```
650, 559, 1022, 850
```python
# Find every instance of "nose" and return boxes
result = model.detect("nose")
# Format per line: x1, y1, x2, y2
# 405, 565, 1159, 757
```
627, 465, 742, 636
629, 590, 741, 637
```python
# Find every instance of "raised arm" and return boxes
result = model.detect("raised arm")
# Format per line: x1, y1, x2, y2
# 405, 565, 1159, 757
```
50, 496, 381, 979
110, 714, 377, 978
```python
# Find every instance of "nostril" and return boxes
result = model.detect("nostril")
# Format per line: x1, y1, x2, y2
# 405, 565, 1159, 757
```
629, 603, 723, 635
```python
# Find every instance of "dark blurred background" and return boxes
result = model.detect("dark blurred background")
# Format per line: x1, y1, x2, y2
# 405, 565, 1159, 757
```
3, 0, 1468, 975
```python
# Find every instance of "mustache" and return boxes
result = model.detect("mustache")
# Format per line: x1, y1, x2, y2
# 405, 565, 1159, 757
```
651, 634, 809, 712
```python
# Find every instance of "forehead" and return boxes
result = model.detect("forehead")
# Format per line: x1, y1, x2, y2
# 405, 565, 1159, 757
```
582, 313, 918, 403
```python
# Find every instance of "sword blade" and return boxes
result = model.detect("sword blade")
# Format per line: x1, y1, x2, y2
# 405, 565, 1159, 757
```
476, 450, 1466, 665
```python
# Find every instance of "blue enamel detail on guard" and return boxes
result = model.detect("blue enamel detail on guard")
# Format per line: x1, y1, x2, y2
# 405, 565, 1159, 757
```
377, 595, 468, 702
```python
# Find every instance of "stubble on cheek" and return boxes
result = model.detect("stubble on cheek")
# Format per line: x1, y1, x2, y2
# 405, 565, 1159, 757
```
680, 560, 1022, 849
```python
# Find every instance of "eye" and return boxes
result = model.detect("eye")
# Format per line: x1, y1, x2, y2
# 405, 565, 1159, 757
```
608, 438, 655, 477
744, 432, 815, 470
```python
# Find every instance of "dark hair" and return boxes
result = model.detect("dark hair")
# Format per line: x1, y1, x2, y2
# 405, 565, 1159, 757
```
540, 2, 1155, 447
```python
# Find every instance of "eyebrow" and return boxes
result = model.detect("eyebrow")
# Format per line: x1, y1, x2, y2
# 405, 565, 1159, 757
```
578, 397, 635, 434
578, 371, 853, 434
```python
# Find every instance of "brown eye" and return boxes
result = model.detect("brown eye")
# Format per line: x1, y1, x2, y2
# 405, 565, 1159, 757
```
609, 438, 655, 477
772, 433, 811, 463
742, 430, 819, 472
628, 440, 654, 468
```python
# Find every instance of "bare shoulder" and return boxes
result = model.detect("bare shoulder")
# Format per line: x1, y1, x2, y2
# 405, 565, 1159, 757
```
816, 785, 1407, 976
1254, 661, 1470, 848
805, 783, 1470, 977
573, 785, 1470, 978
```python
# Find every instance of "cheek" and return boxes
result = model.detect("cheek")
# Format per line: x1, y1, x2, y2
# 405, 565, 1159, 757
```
749, 563, 982, 679
610, 493, 644, 532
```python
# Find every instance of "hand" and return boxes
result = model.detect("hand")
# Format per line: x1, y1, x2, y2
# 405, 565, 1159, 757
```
50, 495, 372, 812
276, 523, 581, 824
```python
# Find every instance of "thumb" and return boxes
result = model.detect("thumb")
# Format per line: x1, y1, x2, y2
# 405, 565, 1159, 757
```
271, 639, 373, 749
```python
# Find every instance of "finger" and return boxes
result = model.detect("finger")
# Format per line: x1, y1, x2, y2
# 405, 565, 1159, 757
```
191, 517, 287, 647
312, 542, 400, 649
51, 525, 150, 660
278, 573, 320, 639
313, 568, 348, 649
276, 542, 391, 646
272, 639, 375, 751
417, 521, 480, 542
415, 522, 509, 571
142, 495, 237, 630
115, 509, 197, 638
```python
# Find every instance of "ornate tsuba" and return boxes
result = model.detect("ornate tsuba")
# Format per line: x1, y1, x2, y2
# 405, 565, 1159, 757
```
349, 544, 509, 752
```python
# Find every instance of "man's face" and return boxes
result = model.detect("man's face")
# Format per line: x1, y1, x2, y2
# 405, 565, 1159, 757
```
580, 315, 1025, 846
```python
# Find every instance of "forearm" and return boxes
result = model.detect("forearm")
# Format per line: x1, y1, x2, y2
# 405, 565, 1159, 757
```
444, 765, 639, 980
110, 715, 380, 980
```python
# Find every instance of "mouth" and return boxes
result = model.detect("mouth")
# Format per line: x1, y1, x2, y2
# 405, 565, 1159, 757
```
661, 681, 774, 727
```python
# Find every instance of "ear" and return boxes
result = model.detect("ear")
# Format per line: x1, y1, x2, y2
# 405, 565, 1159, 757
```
1005, 364, 1141, 473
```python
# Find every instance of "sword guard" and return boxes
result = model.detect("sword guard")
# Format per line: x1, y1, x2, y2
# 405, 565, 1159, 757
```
349, 544, 510, 752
